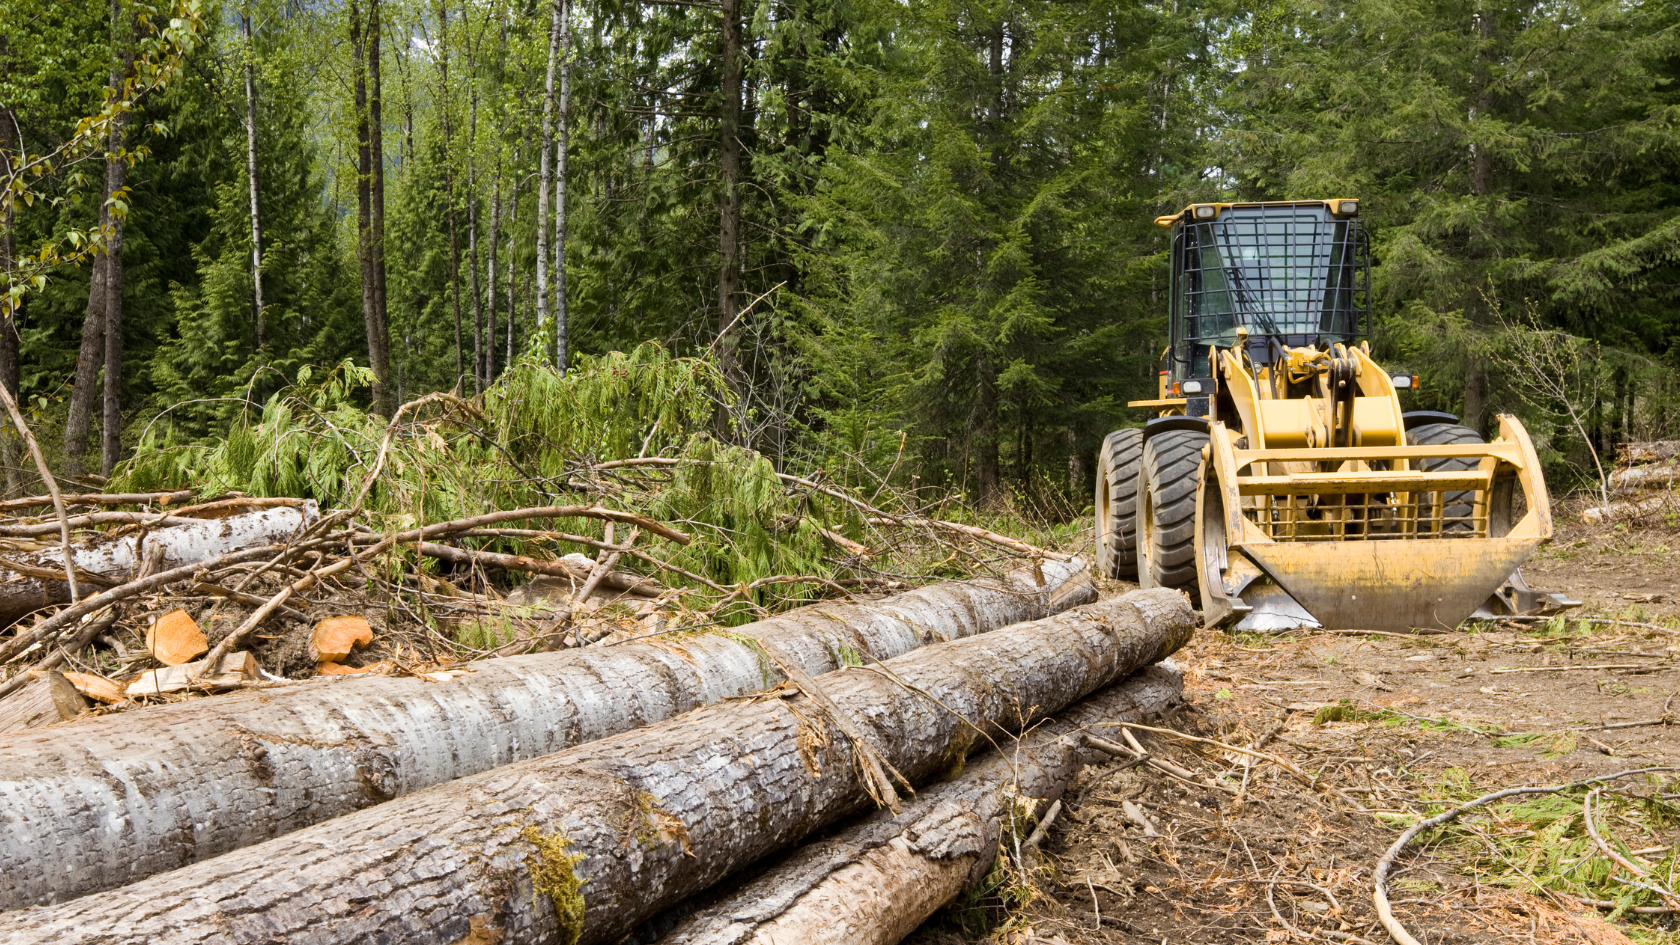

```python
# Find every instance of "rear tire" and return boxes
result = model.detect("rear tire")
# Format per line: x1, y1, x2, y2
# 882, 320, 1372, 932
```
1095, 429, 1143, 579
1138, 429, 1208, 593
1407, 422, 1483, 534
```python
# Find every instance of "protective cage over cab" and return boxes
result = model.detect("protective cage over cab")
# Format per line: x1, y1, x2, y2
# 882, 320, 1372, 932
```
1095, 199, 1578, 633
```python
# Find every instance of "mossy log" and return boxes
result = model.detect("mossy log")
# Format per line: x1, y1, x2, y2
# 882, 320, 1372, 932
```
0, 560, 1092, 910
649, 662, 1186, 945
0, 589, 1194, 944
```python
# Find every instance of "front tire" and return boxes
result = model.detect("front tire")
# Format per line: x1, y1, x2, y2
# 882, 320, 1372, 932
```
1407, 422, 1484, 534
1095, 429, 1144, 579
1137, 429, 1208, 593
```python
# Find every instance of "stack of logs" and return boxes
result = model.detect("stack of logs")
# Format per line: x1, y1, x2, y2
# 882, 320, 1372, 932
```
0, 555, 1197, 944
1581, 440, 1680, 524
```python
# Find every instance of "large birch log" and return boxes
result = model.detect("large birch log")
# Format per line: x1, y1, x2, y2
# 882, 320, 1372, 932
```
0, 502, 320, 626
0, 589, 1194, 944
648, 661, 1185, 945
1608, 461, 1679, 494
0, 559, 1092, 910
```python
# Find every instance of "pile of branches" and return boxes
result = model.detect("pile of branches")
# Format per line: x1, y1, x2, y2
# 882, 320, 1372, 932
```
0, 346, 1063, 712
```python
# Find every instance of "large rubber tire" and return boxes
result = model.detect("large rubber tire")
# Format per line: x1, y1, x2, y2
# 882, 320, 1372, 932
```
1095, 430, 1144, 579
1138, 428, 1208, 593
1407, 422, 1484, 534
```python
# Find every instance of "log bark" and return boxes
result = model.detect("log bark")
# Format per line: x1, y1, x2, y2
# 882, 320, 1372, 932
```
650, 662, 1186, 945
1608, 461, 1678, 494
0, 560, 1094, 910
1619, 441, 1680, 466
0, 502, 319, 627
1580, 493, 1677, 524
0, 588, 1192, 944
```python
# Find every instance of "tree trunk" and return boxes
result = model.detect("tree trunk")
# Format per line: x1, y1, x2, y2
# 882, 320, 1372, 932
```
466, 24, 482, 394
976, 354, 1001, 508
438, 0, 463, 388
535, 0, 559, 351
1462, 5, 1497, 434
0, 560, 1094, 911
64, 256, 105, 477
0, 590, 1192, 944
0, 179, 18, 495
100, 1, 132, 478
506, 145, 518, 367
553, 0, 569, 373
368, 0, 391, 415
0, 503, 318, 633
716, 0, 743, 427
242, 9, 265, 346
485, 171, 500, 383
353, 0, 393, 416
653, 663, 1186, 945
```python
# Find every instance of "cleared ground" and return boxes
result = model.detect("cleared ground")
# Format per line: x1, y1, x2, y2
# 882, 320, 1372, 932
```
910, 517, 1680, 945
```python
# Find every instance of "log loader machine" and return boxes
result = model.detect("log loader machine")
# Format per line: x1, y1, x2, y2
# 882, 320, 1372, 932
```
1096, 199, 1579, 632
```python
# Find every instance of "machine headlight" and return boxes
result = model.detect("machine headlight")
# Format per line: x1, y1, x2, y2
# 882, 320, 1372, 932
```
1193, 205, 1217, 220
1390, 374, 1413, 389
1337, 199, 1359, 216
1181, 380, 1204, 394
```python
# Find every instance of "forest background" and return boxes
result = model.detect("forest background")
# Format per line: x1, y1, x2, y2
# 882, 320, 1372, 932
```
2, 0, 1678, 515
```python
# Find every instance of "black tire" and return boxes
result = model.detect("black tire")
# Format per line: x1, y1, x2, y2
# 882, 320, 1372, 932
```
1138, 428, 1208, 592
1095, 429, 1144, 579
1407, 422, 1484, 534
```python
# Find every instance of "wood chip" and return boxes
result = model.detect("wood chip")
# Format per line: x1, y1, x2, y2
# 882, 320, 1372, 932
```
145, 610, 208, 666
315, 661, 391, 677
308, 616, 373, 664
126, 652, 257, 697
61, 672, 125, 704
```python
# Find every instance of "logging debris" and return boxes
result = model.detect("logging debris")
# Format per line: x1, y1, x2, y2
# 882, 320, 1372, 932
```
0, 591, 1194, 943
0, 558, 1094, 910
1581, 439, 1680, 524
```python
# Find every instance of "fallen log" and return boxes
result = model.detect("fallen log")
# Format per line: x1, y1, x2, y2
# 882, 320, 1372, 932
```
0, 502, 320, 627
1619, 440, 1680, 466
0, 670, 85, 733
124, 651, 258, 697
0, 588, 1193, 944
1608, 461, 1679, 494
651, 662, 1187, 945
0, 559, 1094, 910
1579, 492, 1676, 524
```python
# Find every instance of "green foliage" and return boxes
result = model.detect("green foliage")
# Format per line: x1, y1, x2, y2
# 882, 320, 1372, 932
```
115, 344, 880, 619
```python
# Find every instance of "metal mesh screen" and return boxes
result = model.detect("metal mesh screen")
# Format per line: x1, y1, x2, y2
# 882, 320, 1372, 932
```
1171, 204, 1369, 372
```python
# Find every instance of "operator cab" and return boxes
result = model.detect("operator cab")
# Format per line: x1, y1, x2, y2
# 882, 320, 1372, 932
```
1155, 199, 1369, 407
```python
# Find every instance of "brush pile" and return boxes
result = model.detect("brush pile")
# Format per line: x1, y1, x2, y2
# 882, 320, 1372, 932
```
0, 345, 1068, 717
0, 348, 1207, 945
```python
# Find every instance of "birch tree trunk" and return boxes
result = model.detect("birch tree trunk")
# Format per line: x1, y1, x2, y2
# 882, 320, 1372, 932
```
0, 589, 1192, 944
535, 0, 559, 345
241, 7, 265, 345
553, 0, 569, 372
0, 560, 1094, 910
653, 662, 1186, 945
0, 502, 319, 631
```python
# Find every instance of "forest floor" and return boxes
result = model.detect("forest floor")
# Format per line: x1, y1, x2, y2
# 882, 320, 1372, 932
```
909, 516, 1680, 945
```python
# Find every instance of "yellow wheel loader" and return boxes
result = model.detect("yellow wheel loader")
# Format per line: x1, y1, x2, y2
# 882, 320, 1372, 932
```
1096, 199, 1578, 632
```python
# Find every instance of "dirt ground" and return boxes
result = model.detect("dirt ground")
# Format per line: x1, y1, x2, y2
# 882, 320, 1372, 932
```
907, 517, 1680, 945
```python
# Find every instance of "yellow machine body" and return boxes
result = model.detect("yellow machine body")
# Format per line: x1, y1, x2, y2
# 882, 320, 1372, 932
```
1107, 199, 1576, 632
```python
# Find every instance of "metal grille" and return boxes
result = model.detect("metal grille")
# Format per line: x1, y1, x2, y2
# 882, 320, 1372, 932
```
1244, 489, 1487, 541
1171, 204, 1369, 373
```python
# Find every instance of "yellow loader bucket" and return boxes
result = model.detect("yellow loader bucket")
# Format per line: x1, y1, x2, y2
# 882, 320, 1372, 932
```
1196, 415, 1578, 633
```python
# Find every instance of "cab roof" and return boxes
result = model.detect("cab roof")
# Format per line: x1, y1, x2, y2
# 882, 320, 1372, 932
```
1154, 199, 1360, 228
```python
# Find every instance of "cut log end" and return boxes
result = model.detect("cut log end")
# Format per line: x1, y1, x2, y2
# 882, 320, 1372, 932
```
145, 610, 208, 666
